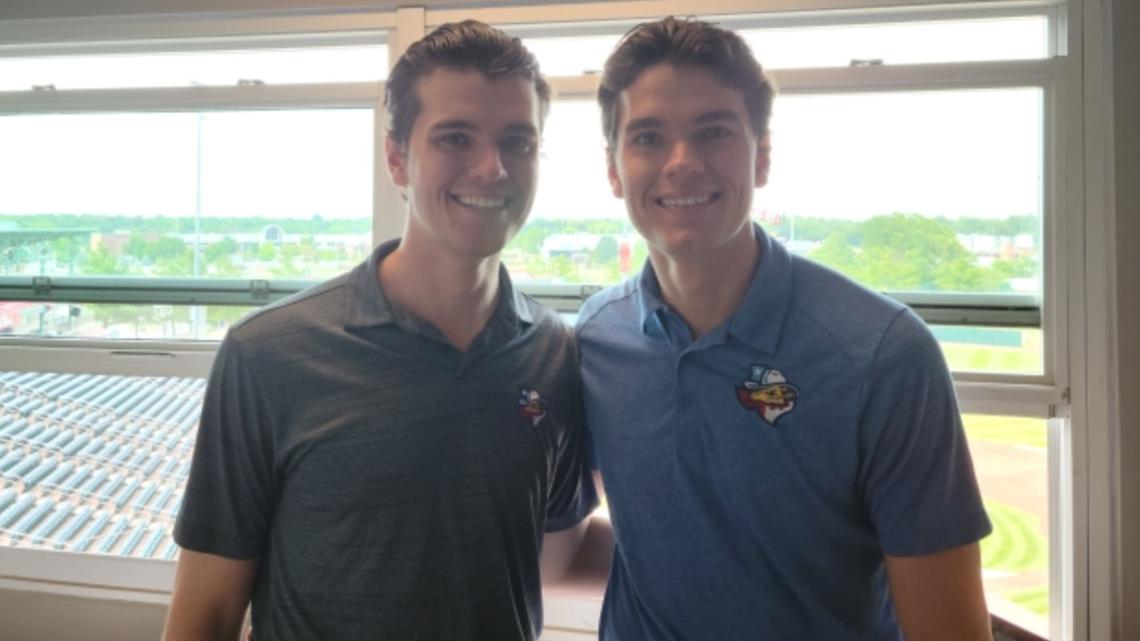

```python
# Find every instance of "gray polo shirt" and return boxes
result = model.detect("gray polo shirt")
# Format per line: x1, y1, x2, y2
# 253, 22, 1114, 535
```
175, 240, 597, 641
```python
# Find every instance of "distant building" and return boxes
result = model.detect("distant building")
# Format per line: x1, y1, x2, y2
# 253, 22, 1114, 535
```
541, 233, 602, 260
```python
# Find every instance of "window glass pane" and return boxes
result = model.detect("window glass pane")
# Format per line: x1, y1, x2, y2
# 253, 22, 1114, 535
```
743, 16, 1049, 69
521, 34, 620, 76
507, 99, 635, 285
0, 45, 389, 91
763, 88, 1043, 373
519, 16, 1047, 76
965, 413, 1050, 637
522, 91, 1044, 373
932, 326, 1042, 375
763, 90, 1043, 281
0, 109, 373, 283
0, 370, 202, 559
0, 303, 256, 340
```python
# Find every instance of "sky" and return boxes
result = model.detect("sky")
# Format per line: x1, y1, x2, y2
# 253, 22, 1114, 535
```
0, 16, 1046, 224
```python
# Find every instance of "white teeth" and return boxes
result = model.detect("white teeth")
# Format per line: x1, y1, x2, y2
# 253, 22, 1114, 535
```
454, 194, 508, 209
659, 194, 713, 207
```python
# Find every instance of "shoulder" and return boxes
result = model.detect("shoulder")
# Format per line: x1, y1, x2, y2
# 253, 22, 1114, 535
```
518, 290, 574, 338
224, 272, 350, 355
784, 254, 916, 361
575, 278, 639, 337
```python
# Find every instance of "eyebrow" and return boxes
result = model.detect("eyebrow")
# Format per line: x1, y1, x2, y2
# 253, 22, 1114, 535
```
624, 116, 663, 132
694, 110, 744, 126
503, 122, 539, 137
624, 110, 743, 132
428, 119, 476, 132
428, 119, 538, 137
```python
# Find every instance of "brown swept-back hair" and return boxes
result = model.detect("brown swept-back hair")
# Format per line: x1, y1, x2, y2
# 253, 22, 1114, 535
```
385, 20, 551, 146
598, 16, 775, 149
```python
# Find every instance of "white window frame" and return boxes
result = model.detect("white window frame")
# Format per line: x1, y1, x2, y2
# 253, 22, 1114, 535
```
0, 2, 1115, 640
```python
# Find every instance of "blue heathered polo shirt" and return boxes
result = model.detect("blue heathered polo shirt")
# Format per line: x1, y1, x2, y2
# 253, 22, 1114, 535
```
576, 224, 991, 641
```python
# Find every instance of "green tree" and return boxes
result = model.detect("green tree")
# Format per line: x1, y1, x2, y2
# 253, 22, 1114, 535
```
592, 236, 619, 263
550, 256, 578, 283
155, 251, 194, 276
51, 237, 82, 275
207, 305, 252, 329
208, 256, 242, 277
124, 235, 149, 262
82, 248, 128, 275
204, 236, 239, 264
808, 232, 859, 276
856, 213, 986, 292
96, 304, 147, 337
629, 240, 649, 274
146, 236, 188, 262
508, 225, 550, 254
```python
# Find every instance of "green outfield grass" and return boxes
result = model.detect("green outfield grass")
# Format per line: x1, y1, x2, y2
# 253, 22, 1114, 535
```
940, 342, 1041, 375
963, 414, 1048, 449
1008, 585, 1051, 616
981, 500, 1047, 573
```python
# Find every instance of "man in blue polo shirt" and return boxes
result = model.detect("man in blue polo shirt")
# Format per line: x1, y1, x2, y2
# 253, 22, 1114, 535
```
576, 17, 994, 641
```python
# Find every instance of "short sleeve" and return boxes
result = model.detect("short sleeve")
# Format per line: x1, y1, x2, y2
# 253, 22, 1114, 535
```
543, 345, 600, 533
174, 336, 277, 559
857, 309, 992, 556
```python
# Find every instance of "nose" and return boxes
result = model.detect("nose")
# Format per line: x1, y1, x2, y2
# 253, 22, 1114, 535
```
664, 140, 704, 179
469, 143, 508, 183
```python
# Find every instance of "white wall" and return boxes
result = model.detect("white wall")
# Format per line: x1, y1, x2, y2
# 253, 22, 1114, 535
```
0, 588, 167, 641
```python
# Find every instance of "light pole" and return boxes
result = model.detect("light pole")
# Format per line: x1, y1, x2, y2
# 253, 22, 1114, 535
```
191, 110, 205, 338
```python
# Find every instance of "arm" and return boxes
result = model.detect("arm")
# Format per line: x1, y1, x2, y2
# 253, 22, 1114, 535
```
541, 471, 614, 596
885, 542, 993, 641
162, 549, 259, 641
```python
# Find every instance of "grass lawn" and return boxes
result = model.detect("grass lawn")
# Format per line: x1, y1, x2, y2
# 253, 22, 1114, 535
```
963, 414, 1048, 449
981, 500, 1047, 572
1008, 585, 1050, 616
940, 342, 1041, 375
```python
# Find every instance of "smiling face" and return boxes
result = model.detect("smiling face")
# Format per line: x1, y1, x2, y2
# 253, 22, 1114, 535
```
608, 63, 770, 263
386, 68, 541, 261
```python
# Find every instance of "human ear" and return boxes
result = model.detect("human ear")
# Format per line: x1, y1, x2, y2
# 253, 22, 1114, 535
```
607, 150, 625, 199
385, 135, 409, 188
755, 132, 772, 188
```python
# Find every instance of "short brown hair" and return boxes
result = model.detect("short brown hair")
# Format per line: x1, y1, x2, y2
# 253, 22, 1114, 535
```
385, 20, 551, 146
598, 16, 775, 147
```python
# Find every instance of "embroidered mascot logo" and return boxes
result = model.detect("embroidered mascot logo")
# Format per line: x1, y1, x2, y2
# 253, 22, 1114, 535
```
736, 365, 800, 426
517, 388, 548, 427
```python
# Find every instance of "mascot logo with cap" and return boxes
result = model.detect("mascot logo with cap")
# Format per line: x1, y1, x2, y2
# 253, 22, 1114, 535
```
736, 365, 800, 426
517, 388, 548, 427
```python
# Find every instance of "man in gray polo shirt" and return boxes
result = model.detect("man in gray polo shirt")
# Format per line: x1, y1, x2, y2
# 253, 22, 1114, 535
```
162, 21, 599, 641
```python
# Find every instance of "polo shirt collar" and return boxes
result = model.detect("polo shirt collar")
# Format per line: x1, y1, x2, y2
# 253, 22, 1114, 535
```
343, 239, 534, 332
635, 261, 669, 335
634, 223, 791, 354
727, 223, 792, 354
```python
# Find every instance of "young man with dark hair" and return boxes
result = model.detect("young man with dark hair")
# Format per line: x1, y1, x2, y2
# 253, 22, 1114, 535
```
162, 21, 597, 641
577, 16, 994, 641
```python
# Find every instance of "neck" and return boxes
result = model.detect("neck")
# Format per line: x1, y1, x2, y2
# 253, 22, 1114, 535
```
650, 227, 760, 339
377, 236, 501, 351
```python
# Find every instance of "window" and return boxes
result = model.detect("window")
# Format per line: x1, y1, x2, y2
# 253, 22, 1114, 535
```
965, 413, 1051, 637
0, 37, 383, 341
740, 15, 1049, 68
0, 4, 1101, 641
0, 45, 389, 91
763, 88, 1045, 374
0, 370, 198, 559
